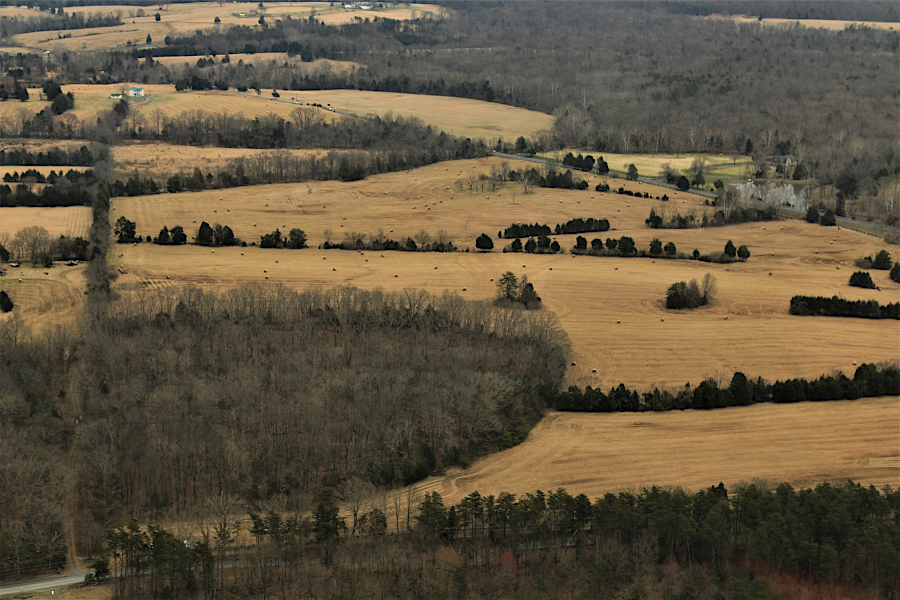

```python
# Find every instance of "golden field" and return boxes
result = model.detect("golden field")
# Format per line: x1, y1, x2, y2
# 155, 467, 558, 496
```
0, 84, 552, 141
0, 205, 92, 239
108, 157, 899, 389
111, 142, 338, 178
3, 2, 446, 52
402, 397, 900, 507
710, 15, 899, 31
0, 263, 86, 332
541, 149, 752, 181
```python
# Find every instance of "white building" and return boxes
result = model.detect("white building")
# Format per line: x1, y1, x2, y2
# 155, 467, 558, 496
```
127, 86, 145, 97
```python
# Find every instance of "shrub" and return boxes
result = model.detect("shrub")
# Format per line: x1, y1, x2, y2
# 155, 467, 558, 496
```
891, 263, 900, 283
849, 271, 876, 289
820, 209, 836, 226
873, 250, 892, 270
0, 290, 13, 313
475, 233, 494, 252
805, 204, 819, 223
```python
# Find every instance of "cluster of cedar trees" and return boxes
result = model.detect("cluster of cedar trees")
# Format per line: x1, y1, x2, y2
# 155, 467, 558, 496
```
646, 206, 778, 229
790, 296, 899, 319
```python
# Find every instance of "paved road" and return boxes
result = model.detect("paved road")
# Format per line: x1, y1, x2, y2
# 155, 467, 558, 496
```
0, 571, 85, 596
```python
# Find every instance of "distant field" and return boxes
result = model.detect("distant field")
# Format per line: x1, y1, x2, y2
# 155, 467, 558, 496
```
3, 2, 446, 51
110, 157, 899, 389
541, 150, 752, 182
112, 143, 339, 178
287, 89, 554, 141
401, 397, 900, 507
0, 138, 90, 153
710, 15, 899, 31
0, 205, 92, 239
1, 85, 547, 141
152, 55, 361, 73
0, 263, 86, 332
0, 165, 89, 179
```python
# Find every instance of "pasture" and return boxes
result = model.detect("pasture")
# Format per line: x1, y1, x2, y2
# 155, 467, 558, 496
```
541, 149, 752, 182
110, 157, 899, 389
111, 143, 337, 178
0, 84, 552, 141
0, 205, 92, 239
3, 2, 446, 52
402, 397, 900, 507
709, 15, 899, 31
0, 263, 86, 332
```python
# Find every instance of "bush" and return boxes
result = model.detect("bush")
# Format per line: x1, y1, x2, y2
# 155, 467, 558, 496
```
849, 271, 876, 289
873, 250, 892, 270
0, 290, 13, 313
820, 209, 836, 226
805, 204, 819, 223
891, 263, 900, 283
475, 233, 494, 252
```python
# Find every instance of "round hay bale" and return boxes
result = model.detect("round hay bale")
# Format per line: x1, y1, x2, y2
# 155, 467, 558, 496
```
614, 267, 618, 270
616, 320, 621, 324
660, 318, 665, 322
332, 268, 336, 271
434, 266, 438, 269
263, 269, 267, 273
853, 361, 857, 365
394, 274, 398, 277
592, 369, 597, 373
768, 272, 773, 276
522, 264, 526, 268
275, 260, 279, 263
462, 288, 467, 291
265, 276, 268, 279
211, 250, 215, 253
763, 227, 766, 230
549, 267, 553, 271
571, 362, 576, 366
241, 252, 244, 256
724, 316, 728, 320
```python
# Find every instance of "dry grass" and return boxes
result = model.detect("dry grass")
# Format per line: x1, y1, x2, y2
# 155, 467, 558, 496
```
1, 84, 547, 141
284, 89, 554, 141
0, 205, 92, 239
4, 2, 446, 52
400, 397, 900, 507
111, 142, 337, 178
709, 15, 899, 31
110, 157, 899, 389
0, 263, 86, 332
541, 149, 751, 181
151, 54, 360, 73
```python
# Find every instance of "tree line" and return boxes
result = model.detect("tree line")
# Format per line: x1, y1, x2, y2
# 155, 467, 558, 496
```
570, 236, 749, 264
0, 169, 97, 207
500, 217, 610, 239
84, 478, 900, 599
0, 144, 104, 166
553, 363, 899, 412
789, 295, 899, 319
646, 205, 778, 229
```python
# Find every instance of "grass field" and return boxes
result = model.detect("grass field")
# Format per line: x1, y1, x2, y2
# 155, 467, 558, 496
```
541, 150, 753, 182
0, 85, 552, 141
0, 263, 86, 332
709, 15, 899, 31
0, 205, 92, 239
400, 397, 900, 507
110, 157, 899, 389
111, 142, 338, 178
4, 2, 446, 51
151, 54, 361, 73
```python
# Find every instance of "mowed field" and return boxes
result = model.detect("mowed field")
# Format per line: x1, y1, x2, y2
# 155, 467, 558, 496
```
541, 150, 751, 182
111, 142, 341, 178
709, 15, 899, 31
111, 157, 899, 389
4, 2, 446, 51
402, 397, 900, 507
0, 85, 552, 141
151, 55, 360, 73
0, 205, 92, 238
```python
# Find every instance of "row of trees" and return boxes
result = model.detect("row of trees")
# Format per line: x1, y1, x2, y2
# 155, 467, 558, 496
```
500, 217, 610, 239
571, 237, 749, 263
646, 205, 778, 229
0, 169, 97, 207
789, 295, 899, 319
324, 230, 456, 253
554, 363, 899, 413
0, 225, 89, 266
88, 478, 900, 599
0, 144, 103, 166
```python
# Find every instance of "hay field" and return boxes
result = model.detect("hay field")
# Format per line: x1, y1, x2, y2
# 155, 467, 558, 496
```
710, 15, 898, 31
152, 54, 360, 74
1, 85, 544, 141
110, 158, 899, 388
542, 150, 751, 181
4, 2, 445, 52
284, 90, 554, 141
400, 397, 900, 507
0, 263, 86, 332
111, 142, 338, 178
0, 205, 92, 239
